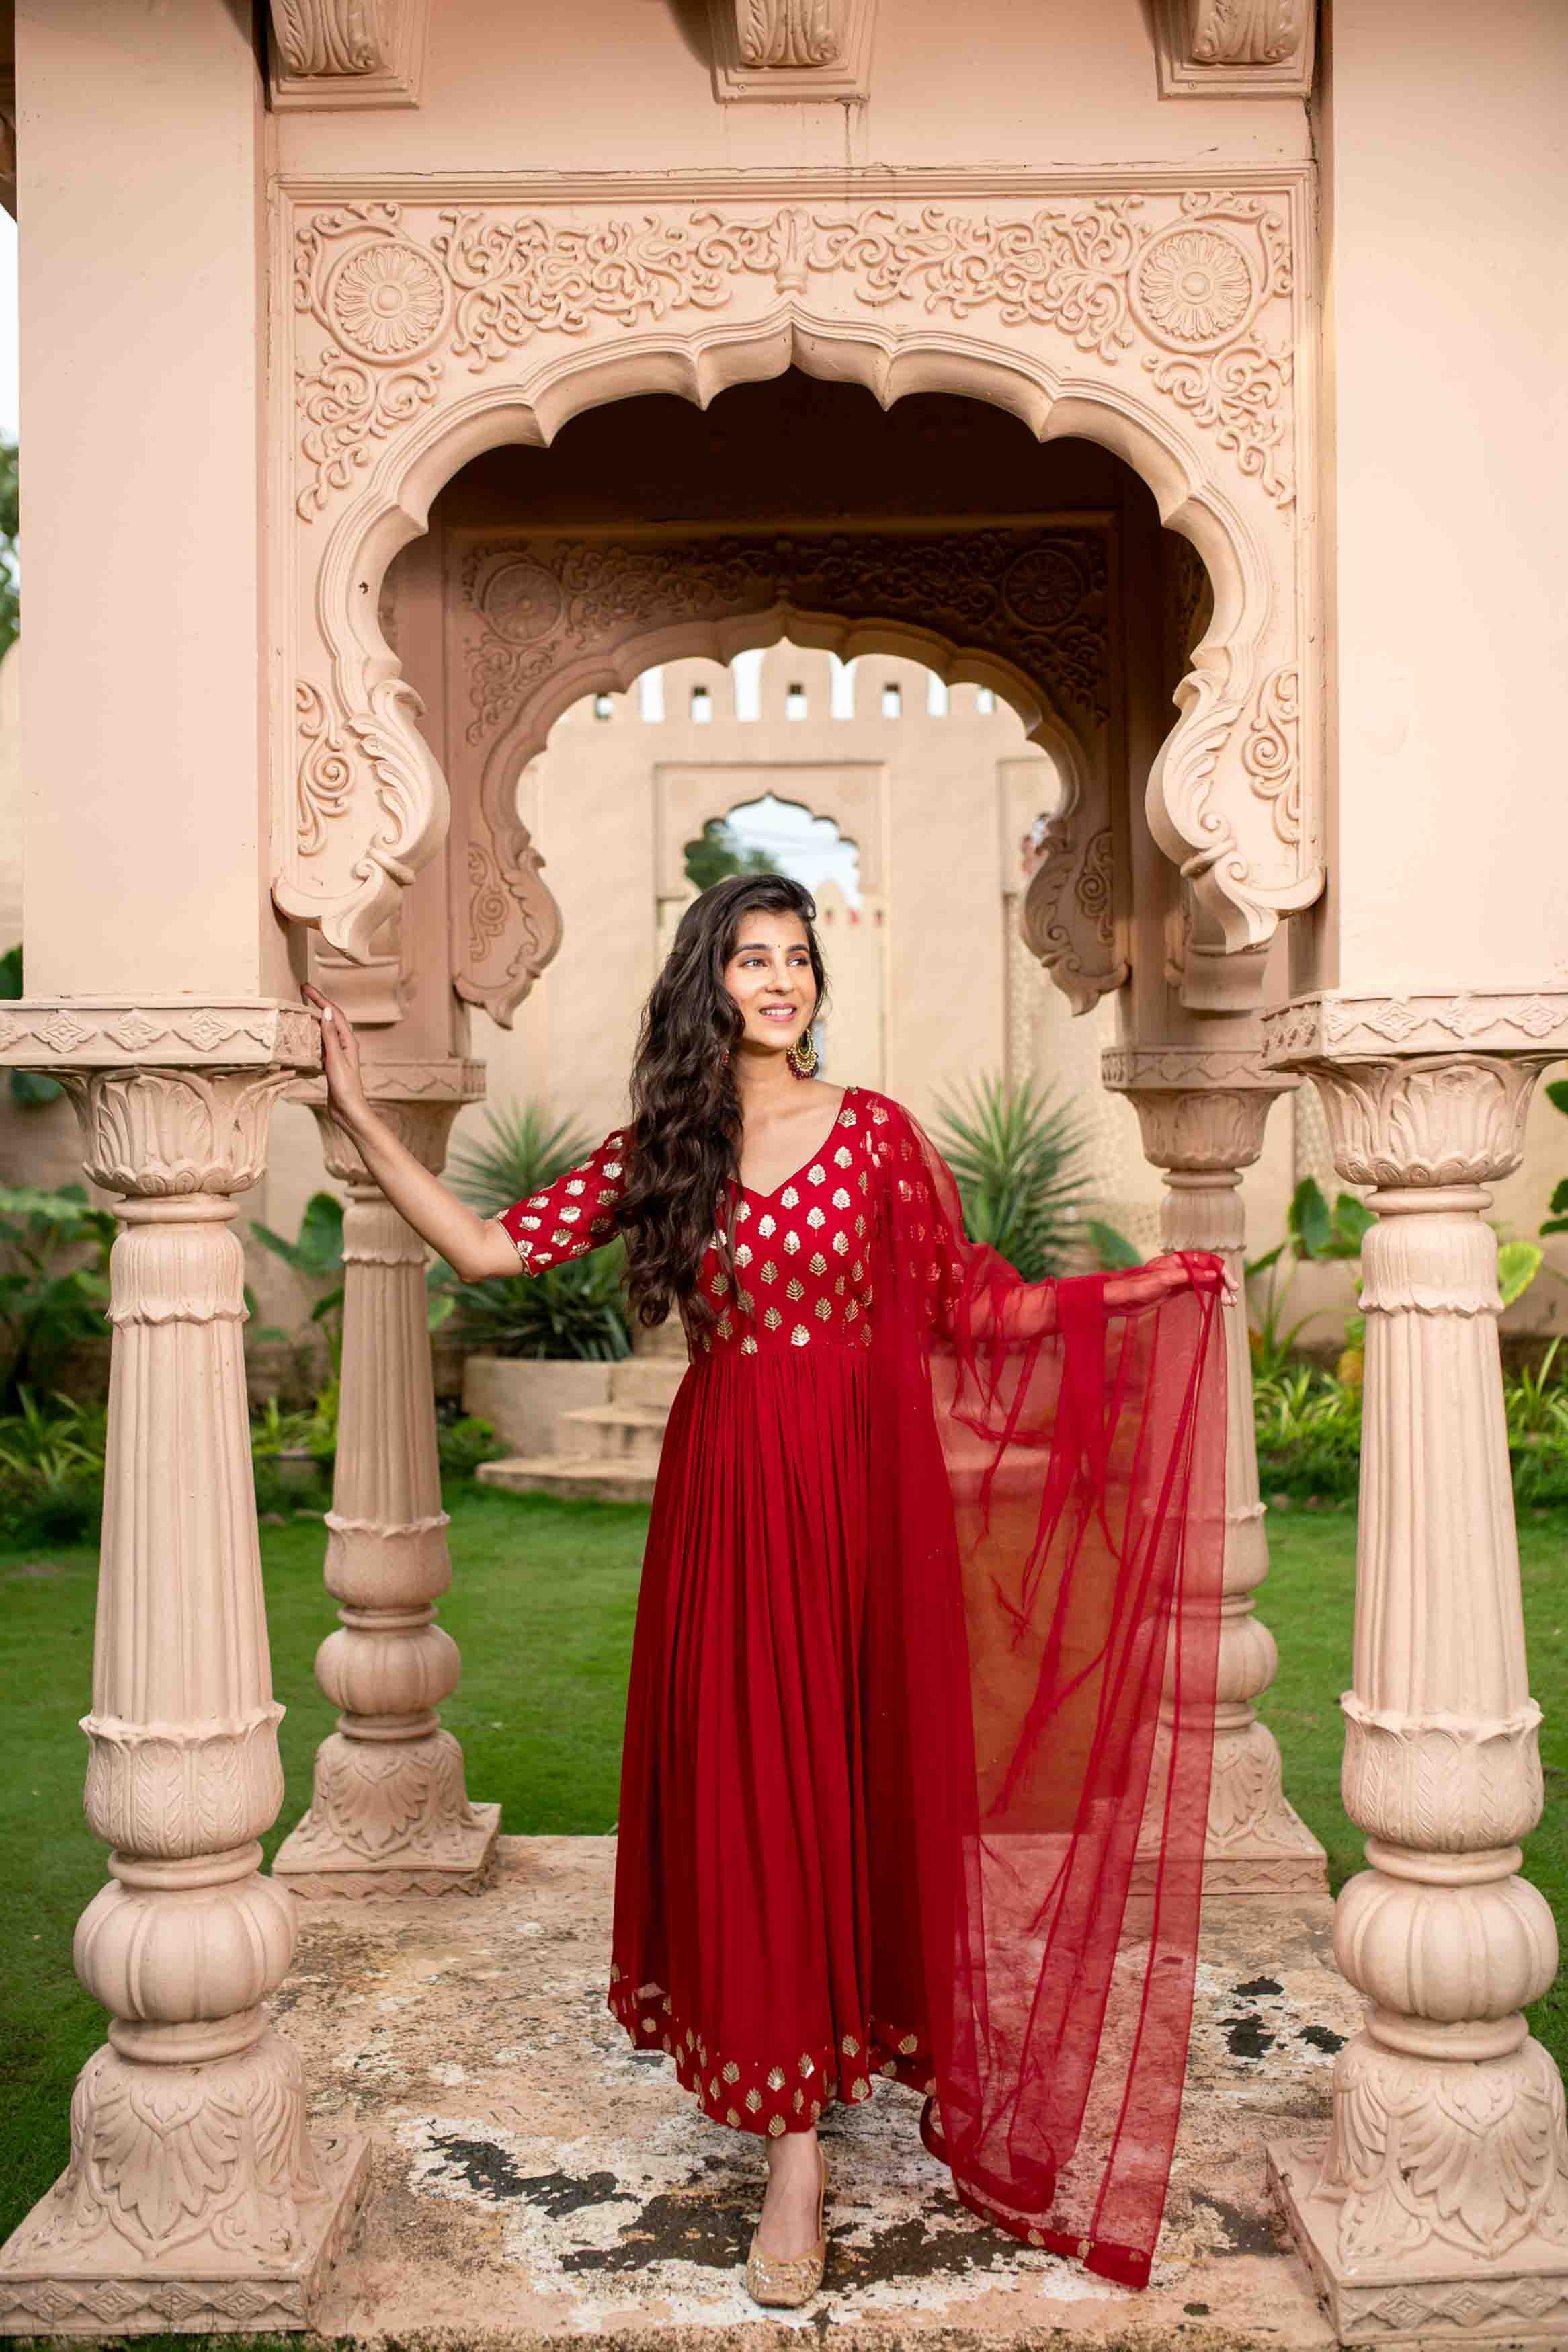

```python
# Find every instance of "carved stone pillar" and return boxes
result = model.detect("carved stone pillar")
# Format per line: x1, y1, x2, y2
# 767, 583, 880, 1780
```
274, 1061, 497, 1898
1104, 1047, 1327, 1894
0, 1016, 366, 2336
1263, 996, 1568, 2342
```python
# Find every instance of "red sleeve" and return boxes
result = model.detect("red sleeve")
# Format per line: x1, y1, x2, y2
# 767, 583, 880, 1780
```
495, 1129, 629, 1274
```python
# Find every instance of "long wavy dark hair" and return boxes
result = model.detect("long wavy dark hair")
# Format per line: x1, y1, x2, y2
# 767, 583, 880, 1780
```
616, 874, 829, 1330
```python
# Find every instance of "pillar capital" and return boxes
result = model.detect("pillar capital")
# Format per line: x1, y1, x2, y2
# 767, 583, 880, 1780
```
1264, 989, 1568, 1191
1103, 1049, 1296, 1178
291, 1057, 485, 1183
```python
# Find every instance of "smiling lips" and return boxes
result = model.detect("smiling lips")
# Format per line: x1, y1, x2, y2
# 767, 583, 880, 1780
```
759, 1006, 799, 1023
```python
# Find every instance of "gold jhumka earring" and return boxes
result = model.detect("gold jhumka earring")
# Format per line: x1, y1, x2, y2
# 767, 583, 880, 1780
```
788, 1028, 819, 1079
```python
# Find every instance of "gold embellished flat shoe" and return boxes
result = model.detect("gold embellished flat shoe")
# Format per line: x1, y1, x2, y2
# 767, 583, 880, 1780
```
745, 2147, 828, 2308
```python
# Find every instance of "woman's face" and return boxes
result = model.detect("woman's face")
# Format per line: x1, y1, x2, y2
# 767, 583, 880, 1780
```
722, 909, 818, 1059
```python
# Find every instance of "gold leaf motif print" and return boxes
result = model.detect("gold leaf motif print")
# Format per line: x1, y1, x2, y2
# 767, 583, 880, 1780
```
809, 1252, 827, 1275
834, 1146, 853, 1167
806, 1207, 825, 1230
807, 1163, 826, 1185
783, 1230, 802, 1255
764, 1305, 782, 1330
786, 1276, 804, 1301
780, 1186, 800, 1209
760, 1260, 778, 1284
790, 1323, 811, 1346
832, 1188, 851, 1209
758, 1213, 776, 1236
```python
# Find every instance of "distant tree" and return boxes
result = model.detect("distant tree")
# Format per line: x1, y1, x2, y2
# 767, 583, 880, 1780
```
684, 817, 776, 893
0, 438, 17, 658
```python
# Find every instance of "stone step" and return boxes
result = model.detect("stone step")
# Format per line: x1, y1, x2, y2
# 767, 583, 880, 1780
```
477, 1455, 658, 1506
556, 1402, 669, 1466
609, 1356, 687, 1412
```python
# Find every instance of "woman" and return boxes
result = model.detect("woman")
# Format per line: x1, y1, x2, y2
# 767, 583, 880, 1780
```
304, 873, 1229, 2306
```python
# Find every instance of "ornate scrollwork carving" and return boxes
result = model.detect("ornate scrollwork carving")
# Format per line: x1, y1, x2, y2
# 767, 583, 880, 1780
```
291, 190, 1298, 519
451, 523, 1113, 1020
1241, 663, 1301, 847
282, 171, 1311, 993
460, 526, 1110, 745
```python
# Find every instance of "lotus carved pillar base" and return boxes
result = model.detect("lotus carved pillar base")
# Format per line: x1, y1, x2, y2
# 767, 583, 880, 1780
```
1262, 1000, 1568, 2345
1105, 1051, 1327, 1897
0, 1029, 367, 2338
274, 1065, 497, 1900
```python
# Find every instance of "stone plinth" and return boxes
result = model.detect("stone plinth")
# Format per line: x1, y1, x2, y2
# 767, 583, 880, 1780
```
271, 1834, 1357, 2347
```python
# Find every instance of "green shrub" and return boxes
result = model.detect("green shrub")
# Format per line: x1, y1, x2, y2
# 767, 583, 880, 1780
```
437, 1410, 504, 1480
0, 1388, 107, 1543
0, 1185, 117, 1407
1253, 1365, 1363, 1502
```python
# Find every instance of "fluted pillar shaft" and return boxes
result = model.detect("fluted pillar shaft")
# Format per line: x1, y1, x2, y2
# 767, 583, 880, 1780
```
274, 1067, 497, 1897
1109, 1056, 1327, 1895
1264, 1002, 1568, 2343
0, 1037, 366, 2337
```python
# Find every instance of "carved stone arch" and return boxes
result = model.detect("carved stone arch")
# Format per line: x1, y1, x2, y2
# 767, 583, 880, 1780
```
276, 173, 1317, 1011
450, 583, 1111, 1026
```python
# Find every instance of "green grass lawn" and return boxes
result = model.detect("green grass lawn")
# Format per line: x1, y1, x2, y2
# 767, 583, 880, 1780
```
2, 1487, 1566, 2265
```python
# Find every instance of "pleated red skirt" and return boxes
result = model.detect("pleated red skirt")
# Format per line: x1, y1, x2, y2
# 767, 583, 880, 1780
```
608, 1344, 936, 2136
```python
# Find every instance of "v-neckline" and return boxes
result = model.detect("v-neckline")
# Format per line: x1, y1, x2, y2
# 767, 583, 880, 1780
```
737, 1085, 856, 1202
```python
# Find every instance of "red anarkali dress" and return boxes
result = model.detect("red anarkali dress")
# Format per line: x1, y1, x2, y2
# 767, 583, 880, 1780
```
497, 1084, 1226, 2289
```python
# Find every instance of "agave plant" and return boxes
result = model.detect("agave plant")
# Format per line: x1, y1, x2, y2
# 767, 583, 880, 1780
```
446, 1242, 632, 1363
928, 1073, 1094, 1284
446, 1101, 604, 1217
440, 1097, 632, 1363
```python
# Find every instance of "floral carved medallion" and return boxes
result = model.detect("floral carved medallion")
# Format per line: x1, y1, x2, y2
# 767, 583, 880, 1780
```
327, 239, 448, 361
1130, 225, 1257, 352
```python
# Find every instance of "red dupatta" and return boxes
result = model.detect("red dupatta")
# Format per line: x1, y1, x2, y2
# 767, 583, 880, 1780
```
862, 1099, 1227, 2289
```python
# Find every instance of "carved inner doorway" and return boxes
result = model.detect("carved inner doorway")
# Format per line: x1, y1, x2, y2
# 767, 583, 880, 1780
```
363, 375, 1220, 1244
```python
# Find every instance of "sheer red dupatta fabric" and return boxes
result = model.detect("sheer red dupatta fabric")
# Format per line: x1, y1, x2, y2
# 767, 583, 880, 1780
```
862, 1100, 1227, 2289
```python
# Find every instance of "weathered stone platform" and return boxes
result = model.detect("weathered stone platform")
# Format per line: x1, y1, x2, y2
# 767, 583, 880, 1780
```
269, 1835, 1362, 2348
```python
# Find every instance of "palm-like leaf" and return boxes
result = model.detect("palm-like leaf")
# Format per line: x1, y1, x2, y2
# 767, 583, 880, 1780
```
448, 1102, 604, 1219
929, 1073, 1091, 1283
251, 1191, 345, 1281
